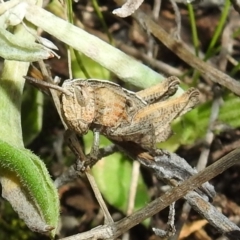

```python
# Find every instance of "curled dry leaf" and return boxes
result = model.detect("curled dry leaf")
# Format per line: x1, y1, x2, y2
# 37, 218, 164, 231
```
112, 0, 144, 17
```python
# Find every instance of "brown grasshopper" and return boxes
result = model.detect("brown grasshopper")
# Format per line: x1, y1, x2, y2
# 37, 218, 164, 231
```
60, 77, 180, 136
25, 75, 199, 152
60, 77, 200, 151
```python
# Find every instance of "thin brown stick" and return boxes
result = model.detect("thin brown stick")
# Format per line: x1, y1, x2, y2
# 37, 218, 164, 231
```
122, 160, 141, 240
126, 161, 140, 216
169, 0, 181, 39
86, 169, 114, 224
147, 0, 161, 59
37, 61, 68, 130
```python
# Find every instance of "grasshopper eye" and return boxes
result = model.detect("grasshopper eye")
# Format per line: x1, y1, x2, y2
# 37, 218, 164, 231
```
74, 86, 87, 106
126, 99, 133, 107
126, 98, 136, 114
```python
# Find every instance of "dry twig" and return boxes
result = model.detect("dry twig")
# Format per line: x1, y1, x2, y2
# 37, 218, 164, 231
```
112, 0, 144, 17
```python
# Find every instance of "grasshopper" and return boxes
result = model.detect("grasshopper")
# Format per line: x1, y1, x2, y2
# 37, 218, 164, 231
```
26, 75, 198, 152
60, 77, 180, 136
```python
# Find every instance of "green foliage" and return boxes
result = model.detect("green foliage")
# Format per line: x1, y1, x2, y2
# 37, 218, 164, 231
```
71, 52, 110, 80
219, 94, 240, 127
189, 0, 231, 82
159, 93, 240, 151
22, 86, 44, 146
92, 153, 150, 213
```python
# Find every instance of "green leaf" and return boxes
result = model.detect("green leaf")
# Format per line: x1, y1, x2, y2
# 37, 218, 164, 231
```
92, 153, 150, 213
0, 140, 59, 238
71, 50, 110, 80
22, 86, 44, 146
219, 94, 240, 127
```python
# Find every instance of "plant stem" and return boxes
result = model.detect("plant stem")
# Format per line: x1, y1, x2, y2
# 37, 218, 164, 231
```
0, 22, 33, 146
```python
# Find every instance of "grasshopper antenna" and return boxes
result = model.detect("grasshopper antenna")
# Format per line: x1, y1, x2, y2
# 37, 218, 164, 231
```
24, 76, 71, 96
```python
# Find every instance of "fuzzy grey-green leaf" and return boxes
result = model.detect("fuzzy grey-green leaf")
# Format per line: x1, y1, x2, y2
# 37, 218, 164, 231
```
0, 28, 53, 61
0, 139, 59, 237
